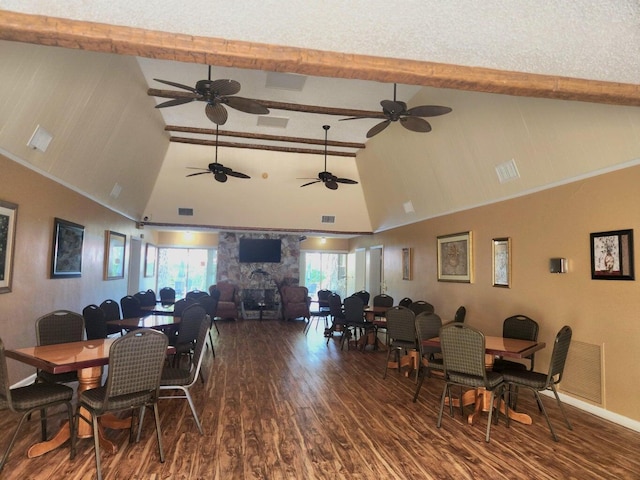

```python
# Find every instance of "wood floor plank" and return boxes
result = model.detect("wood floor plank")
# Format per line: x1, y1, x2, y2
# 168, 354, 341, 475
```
1, 318, 640, 479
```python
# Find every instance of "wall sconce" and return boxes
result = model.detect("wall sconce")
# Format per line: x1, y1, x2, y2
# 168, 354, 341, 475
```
549, 258, 567, 273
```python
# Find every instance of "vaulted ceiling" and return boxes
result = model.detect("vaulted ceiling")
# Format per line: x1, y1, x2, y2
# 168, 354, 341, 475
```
0, 4, 639, 236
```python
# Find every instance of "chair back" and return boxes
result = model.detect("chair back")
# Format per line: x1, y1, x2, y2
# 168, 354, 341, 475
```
409, 300, 435, 316
317, 289, 332, 308
120, 295, 142, 318
211, 282, 237, 303
415, 312, 442, 357
176, 304, 207, 346
83, 304, 108, 340
373, 294, 394, 308
102, 329, 168, 410
173, 297, 195, 317
100, 299, 121, 321
0, 338, 15, 410
385, 306, 416, 343
343, 295, 365, 323
197, 293, 218, 319
454, 306, 466, 323
439, 323, 487, 379
186, 290, 209, 301
328, 293, 344, 320
351, 290, 370, 306
546, 326, 573, 387
503, 314, 539, 369
133, 290, 156, 308
36, 310, 85, 346
398, 297, 413, 308
159, 287, 176, 305
186, 317, 211, 384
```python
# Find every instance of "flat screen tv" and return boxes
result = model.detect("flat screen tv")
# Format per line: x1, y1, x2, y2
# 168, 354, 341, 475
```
238, 238, 282, 263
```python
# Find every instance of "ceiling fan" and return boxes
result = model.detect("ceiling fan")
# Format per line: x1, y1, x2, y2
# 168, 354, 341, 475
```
186, 126, 250, 183
340, 83, 452, 138
153, 66, 269, 125
299, 125, 358, 190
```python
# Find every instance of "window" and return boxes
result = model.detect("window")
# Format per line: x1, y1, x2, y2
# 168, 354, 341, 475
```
302, 252, 347, 300
157, 248, 217, 298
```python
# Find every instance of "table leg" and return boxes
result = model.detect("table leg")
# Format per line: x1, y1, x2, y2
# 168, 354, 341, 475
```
464, 387, 532, 425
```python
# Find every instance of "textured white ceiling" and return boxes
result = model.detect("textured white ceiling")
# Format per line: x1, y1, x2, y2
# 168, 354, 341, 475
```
3, 1, 639, 84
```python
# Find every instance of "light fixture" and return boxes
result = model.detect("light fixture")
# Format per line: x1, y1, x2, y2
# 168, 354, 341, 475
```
320, 237, 327, 244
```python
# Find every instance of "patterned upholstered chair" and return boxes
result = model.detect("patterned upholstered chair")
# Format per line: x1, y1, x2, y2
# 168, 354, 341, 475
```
209, 282, 239, 320
281, 286, 311, 322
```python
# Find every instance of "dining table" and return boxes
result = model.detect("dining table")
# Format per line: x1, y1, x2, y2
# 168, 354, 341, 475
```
106, 313, 180, 331
5, 337, 175, 458
141, 303, 175, 315
422, 335, 546, 425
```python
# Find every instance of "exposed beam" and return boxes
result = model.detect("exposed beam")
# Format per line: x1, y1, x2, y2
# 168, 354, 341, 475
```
2, 11, 640, 107
169, 136, 357, 157
165, 125, 366, 149
149, 89, 386, 118
142, 221, 372, 236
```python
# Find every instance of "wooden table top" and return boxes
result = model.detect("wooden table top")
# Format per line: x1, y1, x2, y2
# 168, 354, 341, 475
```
141, 303, 175, 315
106, 314, 180, 329
422, 335, 545, 359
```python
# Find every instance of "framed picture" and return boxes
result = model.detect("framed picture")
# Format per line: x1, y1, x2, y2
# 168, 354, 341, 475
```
402, 247, 412, 280
0, 200, 18, 293
51, 218, 84, 278
104, 230, 126, 280
590, 229, 634, 280
144, 243, 157, 277
492, 237, 511, 287
437, 231, 473, 283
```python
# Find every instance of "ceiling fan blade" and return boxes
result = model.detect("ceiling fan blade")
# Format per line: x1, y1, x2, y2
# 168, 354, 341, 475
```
381, 100, 407, 116
186, 171, 211, 177
325, 180, 339, 190
210, 79, 242, 96
406, 105, 453, 117
401, 116, 432, 133
214, 172, 228, 182
227, 170, 251, 179
366, 119, 391, 138
335, 177, 358, 184
153, 78, 198, 93
205, 103, 228, 125
225, 96, 270, 115
300, 180, 321, 187
155, 97, 196, 108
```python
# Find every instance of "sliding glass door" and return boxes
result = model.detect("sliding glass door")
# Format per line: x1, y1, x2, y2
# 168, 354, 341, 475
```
157, 248, 217, 298
302, 252, 347, 300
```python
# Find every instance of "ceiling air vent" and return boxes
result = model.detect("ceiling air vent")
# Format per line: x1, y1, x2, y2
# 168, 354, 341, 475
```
496, 159, 520, 183
178, 208, 194, 216
321, 215, 335, 224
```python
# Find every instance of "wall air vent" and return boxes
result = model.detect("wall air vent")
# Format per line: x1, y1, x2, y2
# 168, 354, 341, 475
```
178, 208, 194, 216
321, 215, 335, 224
496, 159, 520, 183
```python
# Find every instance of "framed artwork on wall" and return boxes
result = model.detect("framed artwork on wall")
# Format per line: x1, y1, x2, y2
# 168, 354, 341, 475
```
492, 237, 511, 287
51, 217, 84, 279
590, 229, 634, 280
105, 230, 126, 280
402, 247, 412, 280
437, 231, 473, 283
0, 199, 18, 293
145, 243, 157, 277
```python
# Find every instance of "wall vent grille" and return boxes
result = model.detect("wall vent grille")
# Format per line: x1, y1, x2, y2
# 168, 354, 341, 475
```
561, 340, 603, 405
321, 215, 335, 224
178, 208, 194, 216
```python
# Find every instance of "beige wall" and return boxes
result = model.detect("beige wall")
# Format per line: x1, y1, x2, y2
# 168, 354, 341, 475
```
350, 164, 640, 422
0, 155, 142, 382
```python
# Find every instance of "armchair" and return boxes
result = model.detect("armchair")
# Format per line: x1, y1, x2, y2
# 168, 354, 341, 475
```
281, 286, 311, 322
209, 282, 239, 320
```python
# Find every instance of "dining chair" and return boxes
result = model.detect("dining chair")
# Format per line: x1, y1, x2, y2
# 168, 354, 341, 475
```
351, 290, 370, 307
100, 299, 123, 335
120, 295, 142, 318
0, 338, 75, 473
492, 315, 539, 372
502, 325, 573, 442
133, 290, 156, 308
172, 297, 195, 317
454, 305, 466, 323
408, 300, 435, 316
413, 312, 444, 402
398, 297, 413, 308
325, 293, 346, 344
169, 303, 207, 367
197, 292, 219, 354
35, 310, 85, 385
342, 295, 374, 350
186, 289, 209, 301
159, 287, 176, 305
82, 304, 108, 340
306, 291, 332, 335
383, 306, 417, 378
75, 328, 168, 480
437, 323, 506, 442
159, 315, 210, 435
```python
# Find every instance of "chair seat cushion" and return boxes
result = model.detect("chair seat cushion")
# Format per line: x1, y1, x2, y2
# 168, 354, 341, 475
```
502, 369, 547, 389
10, 383, 73, 410
448, 370, 503, 389
80, 386, 155, 412
160, 367, 191, 386
37, 371, 78, 384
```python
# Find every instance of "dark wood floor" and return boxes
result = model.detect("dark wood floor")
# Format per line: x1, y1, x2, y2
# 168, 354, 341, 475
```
3, 318, 640, 479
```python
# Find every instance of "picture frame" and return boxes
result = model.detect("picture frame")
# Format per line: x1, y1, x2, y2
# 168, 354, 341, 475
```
144, 243, 157, 277
51, 217, 84, 279
0, 200, 18, 293
437, 231, 473, 283
590, 229, 634, 280
104, 230, 126, 280
492, 237, 511, 287
402, 247, 412, 280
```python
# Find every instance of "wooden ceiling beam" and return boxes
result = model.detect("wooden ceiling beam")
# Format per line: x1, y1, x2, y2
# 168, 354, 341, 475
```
2, 11, 640, 107
169, 136, 357, 157
165, 125, 366, 149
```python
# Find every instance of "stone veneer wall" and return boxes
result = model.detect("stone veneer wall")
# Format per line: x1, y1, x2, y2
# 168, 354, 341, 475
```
216, 232, 301, 305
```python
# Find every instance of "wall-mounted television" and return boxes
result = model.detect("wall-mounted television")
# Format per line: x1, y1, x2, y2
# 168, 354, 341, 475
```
238, 238, 282, 263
